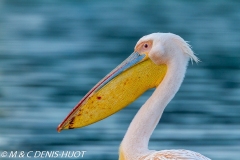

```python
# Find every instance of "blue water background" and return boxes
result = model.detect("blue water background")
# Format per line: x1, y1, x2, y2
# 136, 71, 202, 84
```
0, 1, 240, 159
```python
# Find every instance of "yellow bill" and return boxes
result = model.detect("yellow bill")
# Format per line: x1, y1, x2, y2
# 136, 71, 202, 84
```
57, 52, 167, 132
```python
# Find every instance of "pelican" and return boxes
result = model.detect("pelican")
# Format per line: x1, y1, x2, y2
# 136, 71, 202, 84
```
57, 33, 210, 160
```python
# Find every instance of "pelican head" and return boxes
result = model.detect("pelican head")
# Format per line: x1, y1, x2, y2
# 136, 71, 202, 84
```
135, 33, 199, 65
57, 33, 198, 132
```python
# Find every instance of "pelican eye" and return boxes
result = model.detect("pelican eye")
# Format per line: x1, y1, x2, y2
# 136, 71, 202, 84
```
143, 43, 148, 48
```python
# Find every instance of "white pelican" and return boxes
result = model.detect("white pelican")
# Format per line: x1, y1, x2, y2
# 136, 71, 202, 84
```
57, 33, 210, 160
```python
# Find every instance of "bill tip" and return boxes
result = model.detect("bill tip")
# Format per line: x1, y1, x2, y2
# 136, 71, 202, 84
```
57, 125, 62, 133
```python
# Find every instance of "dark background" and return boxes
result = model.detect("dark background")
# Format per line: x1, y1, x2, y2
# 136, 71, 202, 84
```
0, 0, 240, 159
